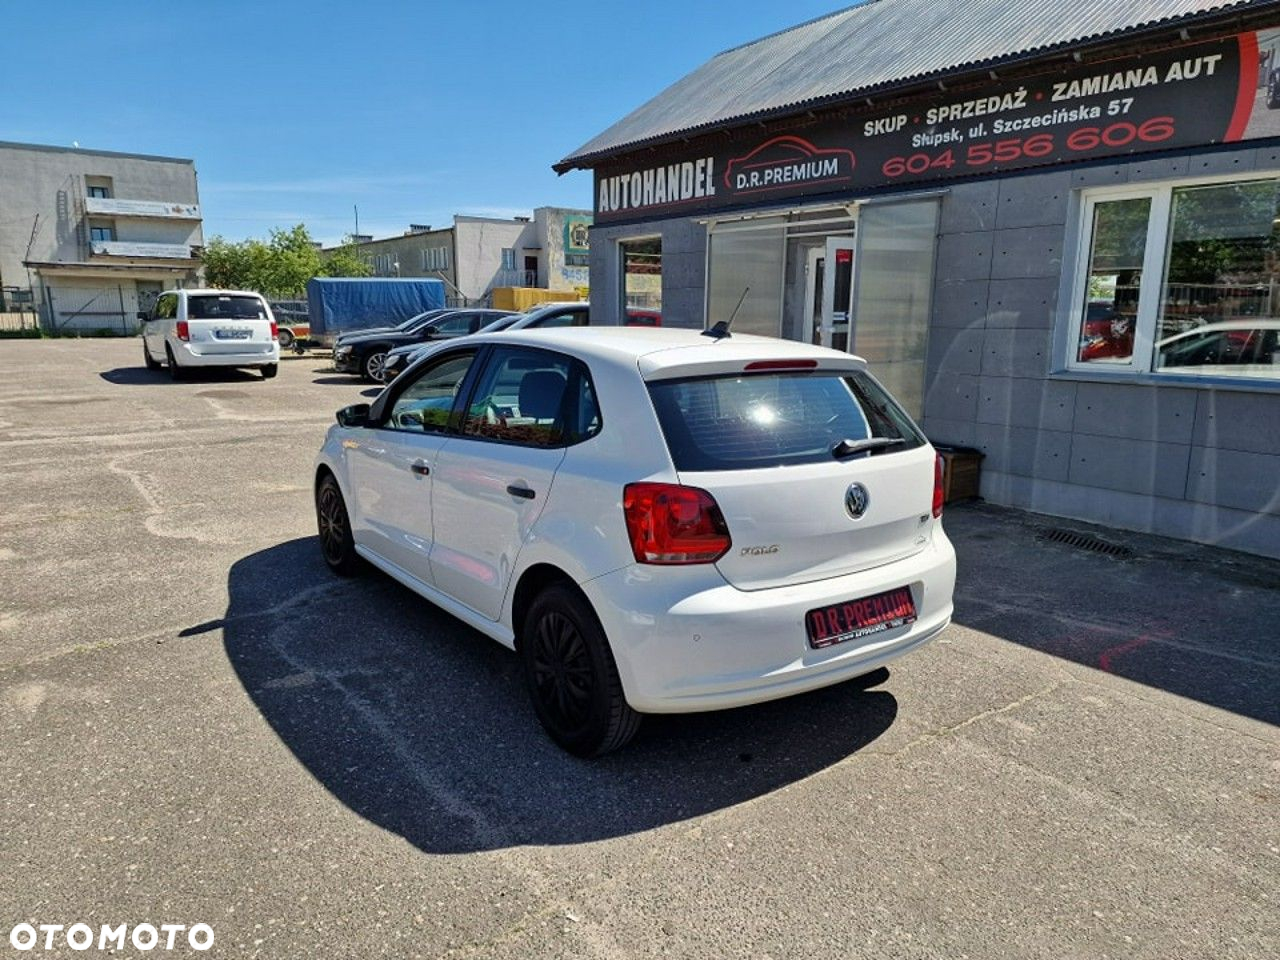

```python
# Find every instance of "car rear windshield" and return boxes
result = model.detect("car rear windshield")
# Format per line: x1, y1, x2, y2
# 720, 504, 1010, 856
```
188, 295, 268, 320
647, 370, 926, 471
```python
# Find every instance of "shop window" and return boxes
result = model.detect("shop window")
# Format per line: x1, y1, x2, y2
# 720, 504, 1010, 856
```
707, 220, 784, 337
1070, 176, 1280, 383
620, 237, 662, 312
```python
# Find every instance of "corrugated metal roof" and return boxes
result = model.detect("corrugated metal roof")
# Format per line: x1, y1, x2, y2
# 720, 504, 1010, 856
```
557, 0, 1270, 171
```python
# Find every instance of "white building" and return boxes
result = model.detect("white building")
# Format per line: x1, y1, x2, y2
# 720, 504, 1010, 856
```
0, 141, 203, 332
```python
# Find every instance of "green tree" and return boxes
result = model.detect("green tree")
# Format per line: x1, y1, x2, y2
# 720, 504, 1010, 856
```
199, 224, 369, 297
320, 237, 372, 279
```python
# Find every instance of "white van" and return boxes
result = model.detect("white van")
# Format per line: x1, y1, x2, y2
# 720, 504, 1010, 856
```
141, 289, 280, 380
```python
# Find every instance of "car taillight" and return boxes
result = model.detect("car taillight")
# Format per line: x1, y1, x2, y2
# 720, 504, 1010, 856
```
270, 321, 279, 340
623, 482, 731, 564
176, 320, 190, 342
933, 453, 945, 519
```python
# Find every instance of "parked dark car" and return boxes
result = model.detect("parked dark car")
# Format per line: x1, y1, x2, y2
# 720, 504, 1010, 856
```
333, 309, 515, 382
332, 309, 451, 349
381, 313, 524, 382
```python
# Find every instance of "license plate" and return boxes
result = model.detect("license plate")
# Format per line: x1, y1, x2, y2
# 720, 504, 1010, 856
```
215, 328, 252, 340
805, 586, 916, 649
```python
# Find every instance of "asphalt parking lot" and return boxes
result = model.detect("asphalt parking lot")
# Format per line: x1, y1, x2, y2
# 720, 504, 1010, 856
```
1, 337, 1277, 959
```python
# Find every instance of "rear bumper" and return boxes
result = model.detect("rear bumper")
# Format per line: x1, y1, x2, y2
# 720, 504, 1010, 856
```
176, 342, 278, 367
580, 529, 956, 713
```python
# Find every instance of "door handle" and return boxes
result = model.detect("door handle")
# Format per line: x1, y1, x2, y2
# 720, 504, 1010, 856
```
410, 462, 430, 476
506, 483, 535, 500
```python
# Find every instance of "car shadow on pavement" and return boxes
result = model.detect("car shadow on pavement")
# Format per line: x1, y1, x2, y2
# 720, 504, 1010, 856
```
100, 367, 266, 386
221, 537, 899, 854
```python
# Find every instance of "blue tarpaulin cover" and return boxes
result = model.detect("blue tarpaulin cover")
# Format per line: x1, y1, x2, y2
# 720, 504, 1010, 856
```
306, 278, 447, 335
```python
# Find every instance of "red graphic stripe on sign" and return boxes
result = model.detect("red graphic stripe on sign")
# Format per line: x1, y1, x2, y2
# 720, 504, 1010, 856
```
1227, 32, 1259, 142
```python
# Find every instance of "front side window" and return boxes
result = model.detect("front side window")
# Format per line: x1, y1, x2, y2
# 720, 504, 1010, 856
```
461, 347, 597, 448
1071, 177, 1280, 383
387, 352, 475, 432
648, 371, 925, 472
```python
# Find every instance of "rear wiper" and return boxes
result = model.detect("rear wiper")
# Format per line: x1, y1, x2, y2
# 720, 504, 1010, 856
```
831, 437, 906, 459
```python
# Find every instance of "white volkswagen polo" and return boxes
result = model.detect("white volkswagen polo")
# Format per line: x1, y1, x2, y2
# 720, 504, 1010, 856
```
314, 327, 955, 755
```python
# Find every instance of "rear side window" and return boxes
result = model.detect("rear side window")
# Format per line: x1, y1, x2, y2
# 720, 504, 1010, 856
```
648, 371, 925, 471
188, 295, 268, 320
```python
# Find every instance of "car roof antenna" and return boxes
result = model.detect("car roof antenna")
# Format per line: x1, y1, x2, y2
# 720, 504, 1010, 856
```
703, 286, 749, 340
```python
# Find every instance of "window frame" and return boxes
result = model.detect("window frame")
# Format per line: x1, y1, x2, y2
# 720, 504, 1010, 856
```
617, 234, 663, 321
1064, 170, 1280, 388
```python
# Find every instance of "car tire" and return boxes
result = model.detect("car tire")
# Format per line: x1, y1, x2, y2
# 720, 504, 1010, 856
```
362, 350, 388, 383
261, 363, 278, 379
166, 345, 185, 381
143, 340, 161, 371
315, 474, 362, 576
277, 328, 295, 349
521, 583, 641, 757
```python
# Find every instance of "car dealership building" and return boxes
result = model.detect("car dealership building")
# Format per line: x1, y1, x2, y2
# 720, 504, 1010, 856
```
557, 0, 1280, 558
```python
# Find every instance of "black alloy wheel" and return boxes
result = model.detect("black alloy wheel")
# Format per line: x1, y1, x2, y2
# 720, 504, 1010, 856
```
522, 584, 640, 756
316, 474, 361, 575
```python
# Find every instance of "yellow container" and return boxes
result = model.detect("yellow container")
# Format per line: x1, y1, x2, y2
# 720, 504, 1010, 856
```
491, 287, 583, 311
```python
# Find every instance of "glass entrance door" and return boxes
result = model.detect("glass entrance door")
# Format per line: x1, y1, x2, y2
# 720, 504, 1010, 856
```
802, 237, 856, 350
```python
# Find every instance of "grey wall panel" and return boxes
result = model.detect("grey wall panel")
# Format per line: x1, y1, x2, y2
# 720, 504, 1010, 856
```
976, 376, 1076, 432
994, 171, 1070, 230
919, 415, 976, 446
981, 328, 1050, 377
1191, 390, 1280, 456
923, 372, 980, 422
973, 422, 1072, 481
979, 471, 1280, 560
661, 249, 706, 290
927, 325, 985, 374
986, 277, 1058, 329
660, 286, 705, 329
1186, 447, 1280, 516
989, 225, 1063, 280
1186, 150, 1257, 178
938, 180, 999, 234
1071, 381, 1197, 445
932, 278, 990, 328
1068, 434, 1190, 500
1128, 155, 1190, 182
934, 231, 993, 282
1071, 164, 1130, 188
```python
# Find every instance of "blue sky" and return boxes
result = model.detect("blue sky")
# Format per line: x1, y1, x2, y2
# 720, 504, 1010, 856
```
3, 0, 843, 245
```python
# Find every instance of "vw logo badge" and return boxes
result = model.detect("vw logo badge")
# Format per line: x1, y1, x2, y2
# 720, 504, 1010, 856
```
845, 482, 870, 520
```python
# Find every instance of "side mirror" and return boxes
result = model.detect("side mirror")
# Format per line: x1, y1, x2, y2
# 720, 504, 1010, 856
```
336, 403, 371, 428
